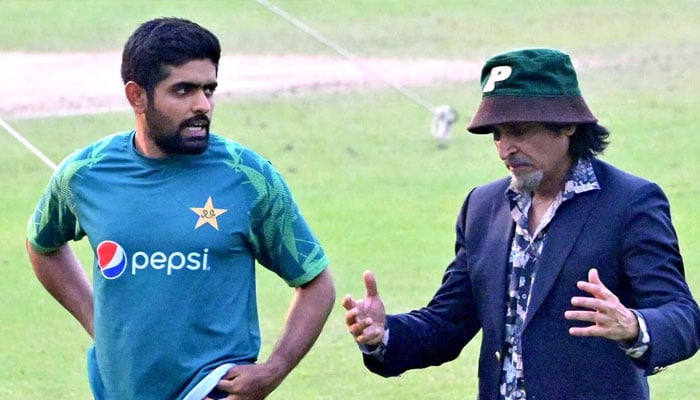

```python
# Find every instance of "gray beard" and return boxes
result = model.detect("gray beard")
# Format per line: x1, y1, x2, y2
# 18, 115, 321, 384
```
510, 170, 544, 193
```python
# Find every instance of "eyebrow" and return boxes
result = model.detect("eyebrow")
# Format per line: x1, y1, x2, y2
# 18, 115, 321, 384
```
172, 81, 218, 91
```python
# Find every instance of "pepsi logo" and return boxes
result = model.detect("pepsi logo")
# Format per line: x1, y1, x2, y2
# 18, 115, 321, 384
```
97, 240, 127, 279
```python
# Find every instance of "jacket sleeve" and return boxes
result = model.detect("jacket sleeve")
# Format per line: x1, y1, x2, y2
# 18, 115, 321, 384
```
363, 192, 483, 377
622, 181, 700, 374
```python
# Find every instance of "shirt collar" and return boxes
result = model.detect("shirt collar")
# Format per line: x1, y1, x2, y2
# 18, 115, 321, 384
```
562, 157, 600, 200
506, 157, 600, 205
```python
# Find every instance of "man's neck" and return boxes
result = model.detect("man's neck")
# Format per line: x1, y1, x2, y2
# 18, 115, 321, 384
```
133, 120, 166, 159
533, 158, 575, 200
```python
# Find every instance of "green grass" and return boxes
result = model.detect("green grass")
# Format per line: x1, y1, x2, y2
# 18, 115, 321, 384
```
1, 1, 699, 399
2, 0, 698, 57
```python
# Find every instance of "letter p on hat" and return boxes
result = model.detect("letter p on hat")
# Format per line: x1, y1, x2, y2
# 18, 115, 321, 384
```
483, 66, 512, 92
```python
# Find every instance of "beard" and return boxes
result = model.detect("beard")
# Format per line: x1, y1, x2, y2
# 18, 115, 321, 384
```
145, 104, 210, 156
510, 169, 543, 193
505, 156, 543, 193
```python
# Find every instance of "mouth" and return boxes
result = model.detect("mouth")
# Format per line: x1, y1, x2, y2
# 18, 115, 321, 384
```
509, 164, 532, 171
505, 157, 533, 171
181, 117, 210, 139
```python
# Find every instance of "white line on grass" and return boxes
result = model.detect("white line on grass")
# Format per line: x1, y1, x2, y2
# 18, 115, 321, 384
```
0, 116, 57, 171
254, 0, 437, 112
253, 0, 461, 141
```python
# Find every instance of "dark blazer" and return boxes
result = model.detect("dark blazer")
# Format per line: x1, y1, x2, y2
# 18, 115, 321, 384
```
364, 158, 700, 400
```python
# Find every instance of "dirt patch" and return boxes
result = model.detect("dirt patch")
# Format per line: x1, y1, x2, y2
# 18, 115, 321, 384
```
0, 52, 483, 119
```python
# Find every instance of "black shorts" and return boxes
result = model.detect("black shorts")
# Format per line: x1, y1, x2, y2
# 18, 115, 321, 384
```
206, 388, 229, 399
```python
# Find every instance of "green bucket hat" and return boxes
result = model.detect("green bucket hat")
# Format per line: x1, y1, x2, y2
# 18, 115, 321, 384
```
467, 48, 597, 134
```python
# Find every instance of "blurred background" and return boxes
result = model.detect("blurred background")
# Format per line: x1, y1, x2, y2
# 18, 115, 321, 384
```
1, 1, 698, 398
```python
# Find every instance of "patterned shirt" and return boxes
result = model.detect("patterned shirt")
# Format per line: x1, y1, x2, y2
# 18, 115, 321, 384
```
499, 158, 600, 399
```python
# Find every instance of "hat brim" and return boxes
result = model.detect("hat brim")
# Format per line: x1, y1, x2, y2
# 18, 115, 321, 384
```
467, 95, 597, 134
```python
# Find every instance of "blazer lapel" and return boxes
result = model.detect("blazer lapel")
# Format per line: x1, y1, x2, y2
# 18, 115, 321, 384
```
481, 192, 514, 344
522, 189, 600, 331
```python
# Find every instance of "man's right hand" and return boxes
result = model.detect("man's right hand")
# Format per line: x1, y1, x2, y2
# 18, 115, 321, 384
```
342, 270, 387, 346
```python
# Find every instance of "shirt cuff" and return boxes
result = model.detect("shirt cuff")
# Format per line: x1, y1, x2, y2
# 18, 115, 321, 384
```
619, 310, 650, 359
358, 329, 390, 361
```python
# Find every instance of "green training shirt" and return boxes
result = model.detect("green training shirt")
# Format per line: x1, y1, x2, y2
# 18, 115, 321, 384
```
27, 131, 329, 399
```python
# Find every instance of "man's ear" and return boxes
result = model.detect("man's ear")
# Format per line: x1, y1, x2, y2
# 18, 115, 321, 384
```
125, 81, 147, 114
562, 124, 576, 137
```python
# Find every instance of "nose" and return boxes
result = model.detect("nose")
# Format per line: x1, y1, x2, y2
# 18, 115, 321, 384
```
192, 89, 213, 114
496, 135, 517, 160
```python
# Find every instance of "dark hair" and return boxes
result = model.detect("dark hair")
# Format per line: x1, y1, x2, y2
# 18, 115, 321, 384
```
545, 122, 610, 159
121, 18, 221, 94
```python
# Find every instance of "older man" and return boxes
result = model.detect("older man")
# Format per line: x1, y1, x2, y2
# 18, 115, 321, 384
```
343, 48, 700, 399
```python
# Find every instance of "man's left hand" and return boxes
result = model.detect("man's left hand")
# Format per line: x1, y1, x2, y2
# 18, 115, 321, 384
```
204, 363, 283, 400
565, 268, 639, 343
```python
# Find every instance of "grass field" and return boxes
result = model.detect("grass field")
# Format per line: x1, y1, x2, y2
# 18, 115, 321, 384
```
1, 1, 699, 398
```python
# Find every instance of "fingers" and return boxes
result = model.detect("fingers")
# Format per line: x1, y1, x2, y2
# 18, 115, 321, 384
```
567, 269, 607, 336
356, 323, 384, 344
341, 270, 376, 312
220, 365, 238, 380
341, 294, 356, 311
566, 300, 614, 338
567, 269, 640, 341
343, 270, 385, 346
215, 366, 242, 394
568, 324, 606, 337
588, 268, 600, 284
363, 270, 378, 298
344, 302, 383, 345
576, 268, 612, 300
346, 314, 381, 344
349, 316, 384, 345
566, 308, 636, 341
349, 316, 372, 335
343, 300, 368, 333
344, 306, 360, 327
565, 309, 602, 323
570, 295, 607, 312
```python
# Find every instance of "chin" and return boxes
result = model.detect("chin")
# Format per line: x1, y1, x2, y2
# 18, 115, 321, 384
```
182, 135, 209, 154
183, 144, 208, 155
511, 171, 543, 193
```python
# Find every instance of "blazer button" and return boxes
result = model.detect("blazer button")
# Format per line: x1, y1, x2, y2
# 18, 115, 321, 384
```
495, 351, 502, 362
652, 366, 668, 374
